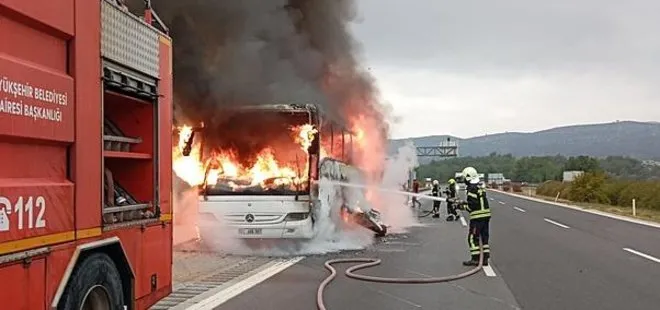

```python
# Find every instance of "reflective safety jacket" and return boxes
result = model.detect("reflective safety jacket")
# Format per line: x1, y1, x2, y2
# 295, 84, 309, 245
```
465, 183, 490, 220
448, 182, 457, 198
431, 185, 440, 197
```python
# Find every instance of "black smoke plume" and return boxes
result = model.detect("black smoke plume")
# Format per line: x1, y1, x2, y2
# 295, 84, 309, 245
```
130, 0, 388, 136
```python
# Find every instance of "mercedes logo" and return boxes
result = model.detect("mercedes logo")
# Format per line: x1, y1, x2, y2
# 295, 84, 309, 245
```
245, 214, 255, 223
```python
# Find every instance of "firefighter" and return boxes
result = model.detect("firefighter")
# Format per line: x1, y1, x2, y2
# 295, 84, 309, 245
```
458, 167, 491, 266
431, 179, 441, 218
411, 179, 420, 208
444, 178, 459, 221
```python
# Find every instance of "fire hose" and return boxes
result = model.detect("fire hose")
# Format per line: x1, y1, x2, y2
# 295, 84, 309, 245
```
316, 241, 485, 310
417, 208, 435, 218
314, 181, 485, 309
413, 191, 455, 218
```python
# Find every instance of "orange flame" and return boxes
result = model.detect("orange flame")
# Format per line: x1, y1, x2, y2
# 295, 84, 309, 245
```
173, 125, 205, 186
173, 123, 318, 191
293, 124, 318, 153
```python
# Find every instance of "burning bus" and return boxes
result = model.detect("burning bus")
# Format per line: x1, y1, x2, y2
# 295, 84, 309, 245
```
174, 104, 388, 240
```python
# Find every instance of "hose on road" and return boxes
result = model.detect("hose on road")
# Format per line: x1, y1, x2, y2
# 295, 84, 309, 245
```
416, 207, 435, 218
316, 242, 484, 310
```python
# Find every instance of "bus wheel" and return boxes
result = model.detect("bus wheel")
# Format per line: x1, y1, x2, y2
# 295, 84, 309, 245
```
59, 253, 125, 310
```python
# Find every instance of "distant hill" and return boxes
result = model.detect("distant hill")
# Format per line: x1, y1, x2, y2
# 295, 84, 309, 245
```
389, 121, 660, 161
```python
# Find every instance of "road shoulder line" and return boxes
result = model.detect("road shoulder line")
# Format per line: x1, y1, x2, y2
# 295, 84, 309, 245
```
490, 190, 660, 229
482, 265, 497, 277
182, 256, 304, 310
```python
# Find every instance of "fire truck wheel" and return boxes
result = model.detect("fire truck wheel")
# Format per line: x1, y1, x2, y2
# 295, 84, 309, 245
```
59, 252, 125, 310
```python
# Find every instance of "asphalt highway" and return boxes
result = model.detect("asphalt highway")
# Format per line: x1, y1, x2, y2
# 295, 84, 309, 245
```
487, 190, 660, 310
206, 190, 660, 310
212, 199, 519, 310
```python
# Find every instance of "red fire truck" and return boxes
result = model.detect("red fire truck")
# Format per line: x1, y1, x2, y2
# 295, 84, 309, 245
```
0, 0, 173, 309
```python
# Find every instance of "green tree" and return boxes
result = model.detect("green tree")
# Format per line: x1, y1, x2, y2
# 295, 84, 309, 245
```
416, 154, 659, 184
567, 172, 610, 204
564, 156, 601, 172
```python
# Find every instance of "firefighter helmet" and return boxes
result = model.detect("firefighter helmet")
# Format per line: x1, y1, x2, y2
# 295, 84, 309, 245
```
461, 167, 479, 182
432, 179, 439, 186
448, 178, 456, 184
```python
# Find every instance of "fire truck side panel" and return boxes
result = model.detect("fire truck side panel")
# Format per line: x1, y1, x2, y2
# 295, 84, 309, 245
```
0, 0, 74, 36
0, 0, 76, 255
71, 0, 102, 230
158, 37, 173, 217
0, 8, 74, 141
1, 0, 173, 308
137, 225, 173, 302
0, 258, 47, 309
100, 225, 172, 305
40, 225, 174, 309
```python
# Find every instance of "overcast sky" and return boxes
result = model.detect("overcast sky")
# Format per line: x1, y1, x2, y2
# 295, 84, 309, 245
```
350, 0, 660, 139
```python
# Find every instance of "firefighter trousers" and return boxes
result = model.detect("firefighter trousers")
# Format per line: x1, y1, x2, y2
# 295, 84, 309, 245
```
432, 200, 441, 213
446, 200, 458, 216
468, 218, 490, 261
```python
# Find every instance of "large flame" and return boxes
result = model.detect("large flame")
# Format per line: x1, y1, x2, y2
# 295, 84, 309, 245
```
173, 125, 205, 186
345, 111, 388, 211
293, 124, 317, 153
173, 123, 320, 191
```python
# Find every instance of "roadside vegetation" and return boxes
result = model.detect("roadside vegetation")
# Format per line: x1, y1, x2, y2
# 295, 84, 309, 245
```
416, 154, 660, 223
532, 174, 660, 223
416, 153, 660, 183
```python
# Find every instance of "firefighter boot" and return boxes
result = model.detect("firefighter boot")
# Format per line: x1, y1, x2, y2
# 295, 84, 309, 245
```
432, 206, 440, 218
463, 252, 481, 266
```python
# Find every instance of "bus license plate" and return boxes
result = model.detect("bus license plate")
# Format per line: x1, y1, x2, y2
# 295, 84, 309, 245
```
239, 228, 262, 235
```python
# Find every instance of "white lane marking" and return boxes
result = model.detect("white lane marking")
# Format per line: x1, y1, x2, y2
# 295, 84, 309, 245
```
623, 248, 660, 264
489, 198, 495, 201
187, 257, 304, 310
483, 265, 497, 277
513, 207, 527, 213
498, 201, 506, 205
544, 218, 570, 229
490, 189, 660, 229
459, 216, 467, 227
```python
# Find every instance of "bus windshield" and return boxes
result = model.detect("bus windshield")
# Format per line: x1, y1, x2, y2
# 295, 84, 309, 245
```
200, 109, 316, 196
